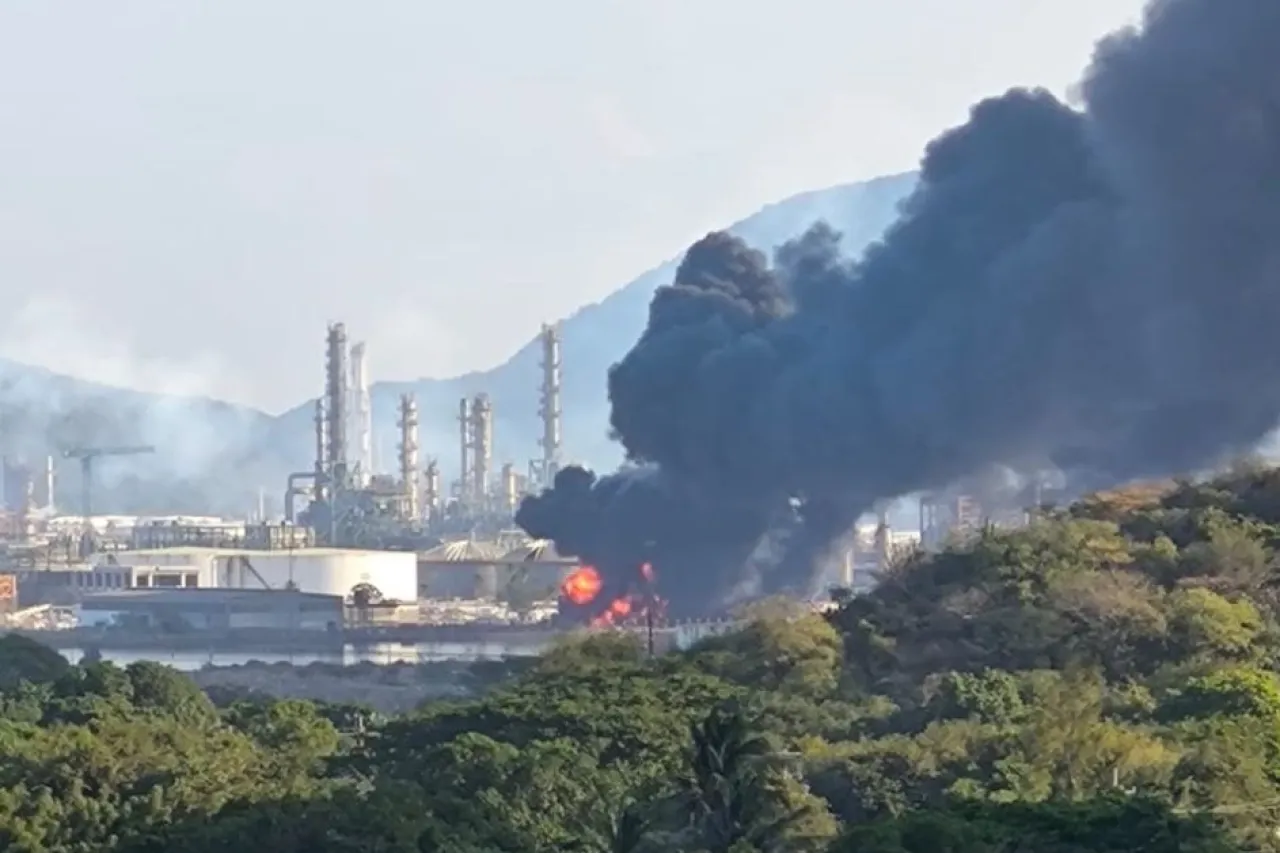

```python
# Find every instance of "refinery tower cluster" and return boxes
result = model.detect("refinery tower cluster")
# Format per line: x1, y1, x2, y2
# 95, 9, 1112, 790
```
285, 320, 566, 550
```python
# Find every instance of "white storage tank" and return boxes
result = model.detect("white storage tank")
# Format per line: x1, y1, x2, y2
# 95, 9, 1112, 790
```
97, 548, 218, 575
212, 548, 417, 602
98, 547, 418, 602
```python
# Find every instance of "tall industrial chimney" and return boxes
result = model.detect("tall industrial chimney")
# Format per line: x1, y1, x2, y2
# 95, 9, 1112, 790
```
458, 397, 471, 505
325, 323, 349, 486
397, 394, 420, 521
349, 341, 373, 486
501, 462, 518, 512
42, 454, 55, 511
424, 458, 441, 522
470, 393, 493, 503
538, 322, 563, 485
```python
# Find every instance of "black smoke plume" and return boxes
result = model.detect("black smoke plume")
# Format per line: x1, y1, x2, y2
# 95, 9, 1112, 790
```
518, 0, 1280, 617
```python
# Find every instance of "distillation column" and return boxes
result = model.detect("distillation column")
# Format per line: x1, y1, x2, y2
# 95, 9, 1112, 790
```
349, 341, 373, 486
501, 462, 518, 513
424, 459, 441, 522
457, 398, 471, 508
470, 393, 493, 506
397, 394, 420, 521
538, 322, 563, 486
324, 323, 349, 487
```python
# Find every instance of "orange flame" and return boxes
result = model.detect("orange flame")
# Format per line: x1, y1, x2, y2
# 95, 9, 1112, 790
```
590, 596, 632, 627
588, 562, 665, 627
561, 565, 603, 605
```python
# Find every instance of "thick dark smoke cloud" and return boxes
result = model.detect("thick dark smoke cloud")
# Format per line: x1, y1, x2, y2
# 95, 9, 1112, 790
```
518, 0, 1280, 616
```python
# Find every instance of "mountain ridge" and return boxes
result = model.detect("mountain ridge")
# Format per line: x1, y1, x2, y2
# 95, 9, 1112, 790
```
0, 172, 919, 513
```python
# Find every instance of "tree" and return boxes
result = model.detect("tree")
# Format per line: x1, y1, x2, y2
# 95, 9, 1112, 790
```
0, 635, 69, 691
1161, 666, 1280, 722
671, 704, 835, 852
689, 614, 843, 697
225, 698, 341, 776
125, 661, 218, 724
829, 797, 1237, 853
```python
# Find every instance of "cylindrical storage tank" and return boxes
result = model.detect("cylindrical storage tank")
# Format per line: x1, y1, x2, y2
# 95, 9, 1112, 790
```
104, 549, 218, 579
213, 549, 418, 602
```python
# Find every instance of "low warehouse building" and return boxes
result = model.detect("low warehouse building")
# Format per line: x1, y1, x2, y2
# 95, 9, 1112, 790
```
78, 588, 343, 632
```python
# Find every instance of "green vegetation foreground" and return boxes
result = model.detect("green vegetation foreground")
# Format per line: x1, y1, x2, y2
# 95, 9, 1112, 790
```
14, 466, 1280, 850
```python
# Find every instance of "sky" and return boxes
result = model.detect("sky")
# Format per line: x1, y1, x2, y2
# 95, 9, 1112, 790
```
0, 0, 1147, 413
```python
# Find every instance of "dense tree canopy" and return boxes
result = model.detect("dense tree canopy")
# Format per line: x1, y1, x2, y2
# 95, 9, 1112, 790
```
10, 468, 1280, 849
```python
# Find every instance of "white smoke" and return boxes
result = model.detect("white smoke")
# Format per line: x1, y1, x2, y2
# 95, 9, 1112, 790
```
0, 293, 266, 491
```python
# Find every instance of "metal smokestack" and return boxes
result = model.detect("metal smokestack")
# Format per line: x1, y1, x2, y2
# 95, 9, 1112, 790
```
325, 322, 349, 486
397, 394, 420, 521
424, 458, 441, 522
349, 341, 373, 486
458, 397, 471, 506
42, 454, 55, 511
501, 462, 518, 512
470, 393, 493, 503
538, 322, 563, 484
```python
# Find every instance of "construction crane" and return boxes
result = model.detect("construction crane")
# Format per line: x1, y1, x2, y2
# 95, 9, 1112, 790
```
61, 445, 156, 532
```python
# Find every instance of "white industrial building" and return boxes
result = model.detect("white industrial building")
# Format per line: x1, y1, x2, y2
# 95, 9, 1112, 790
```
90, 547, 417, 602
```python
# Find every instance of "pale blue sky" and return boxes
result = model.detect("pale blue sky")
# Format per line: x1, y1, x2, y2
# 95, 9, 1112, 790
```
0, 0, 1145, 412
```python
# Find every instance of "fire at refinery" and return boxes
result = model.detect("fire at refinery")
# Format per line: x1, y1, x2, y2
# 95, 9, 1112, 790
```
559, 561, 664, 627
561, 565, 603, 605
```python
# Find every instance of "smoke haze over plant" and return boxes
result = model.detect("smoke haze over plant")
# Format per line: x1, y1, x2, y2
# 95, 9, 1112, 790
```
0, 293, 277, 513
517, 0, 1280, 616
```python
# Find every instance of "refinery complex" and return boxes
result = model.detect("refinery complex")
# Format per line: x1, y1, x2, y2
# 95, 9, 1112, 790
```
0, 319, 1032, 650
286, 320, 565, 547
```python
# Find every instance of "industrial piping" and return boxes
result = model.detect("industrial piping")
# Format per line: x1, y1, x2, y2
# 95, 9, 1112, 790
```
284, 471, 317, 523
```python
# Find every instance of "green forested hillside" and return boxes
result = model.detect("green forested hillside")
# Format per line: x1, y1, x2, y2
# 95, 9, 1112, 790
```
8, 466, 1280, 851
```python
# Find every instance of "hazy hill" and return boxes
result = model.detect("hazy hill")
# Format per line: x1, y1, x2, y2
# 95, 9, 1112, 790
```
0, 357, 278, 514
0, 172, 917, 514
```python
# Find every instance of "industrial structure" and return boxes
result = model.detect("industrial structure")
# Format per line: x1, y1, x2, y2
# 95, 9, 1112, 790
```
78, 588, 345, 633
279, 321, 571, 549
1, 315, 1046, 645
349, 341, 373, 488
529, 322, 562, 490
2, 455, 56, 542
